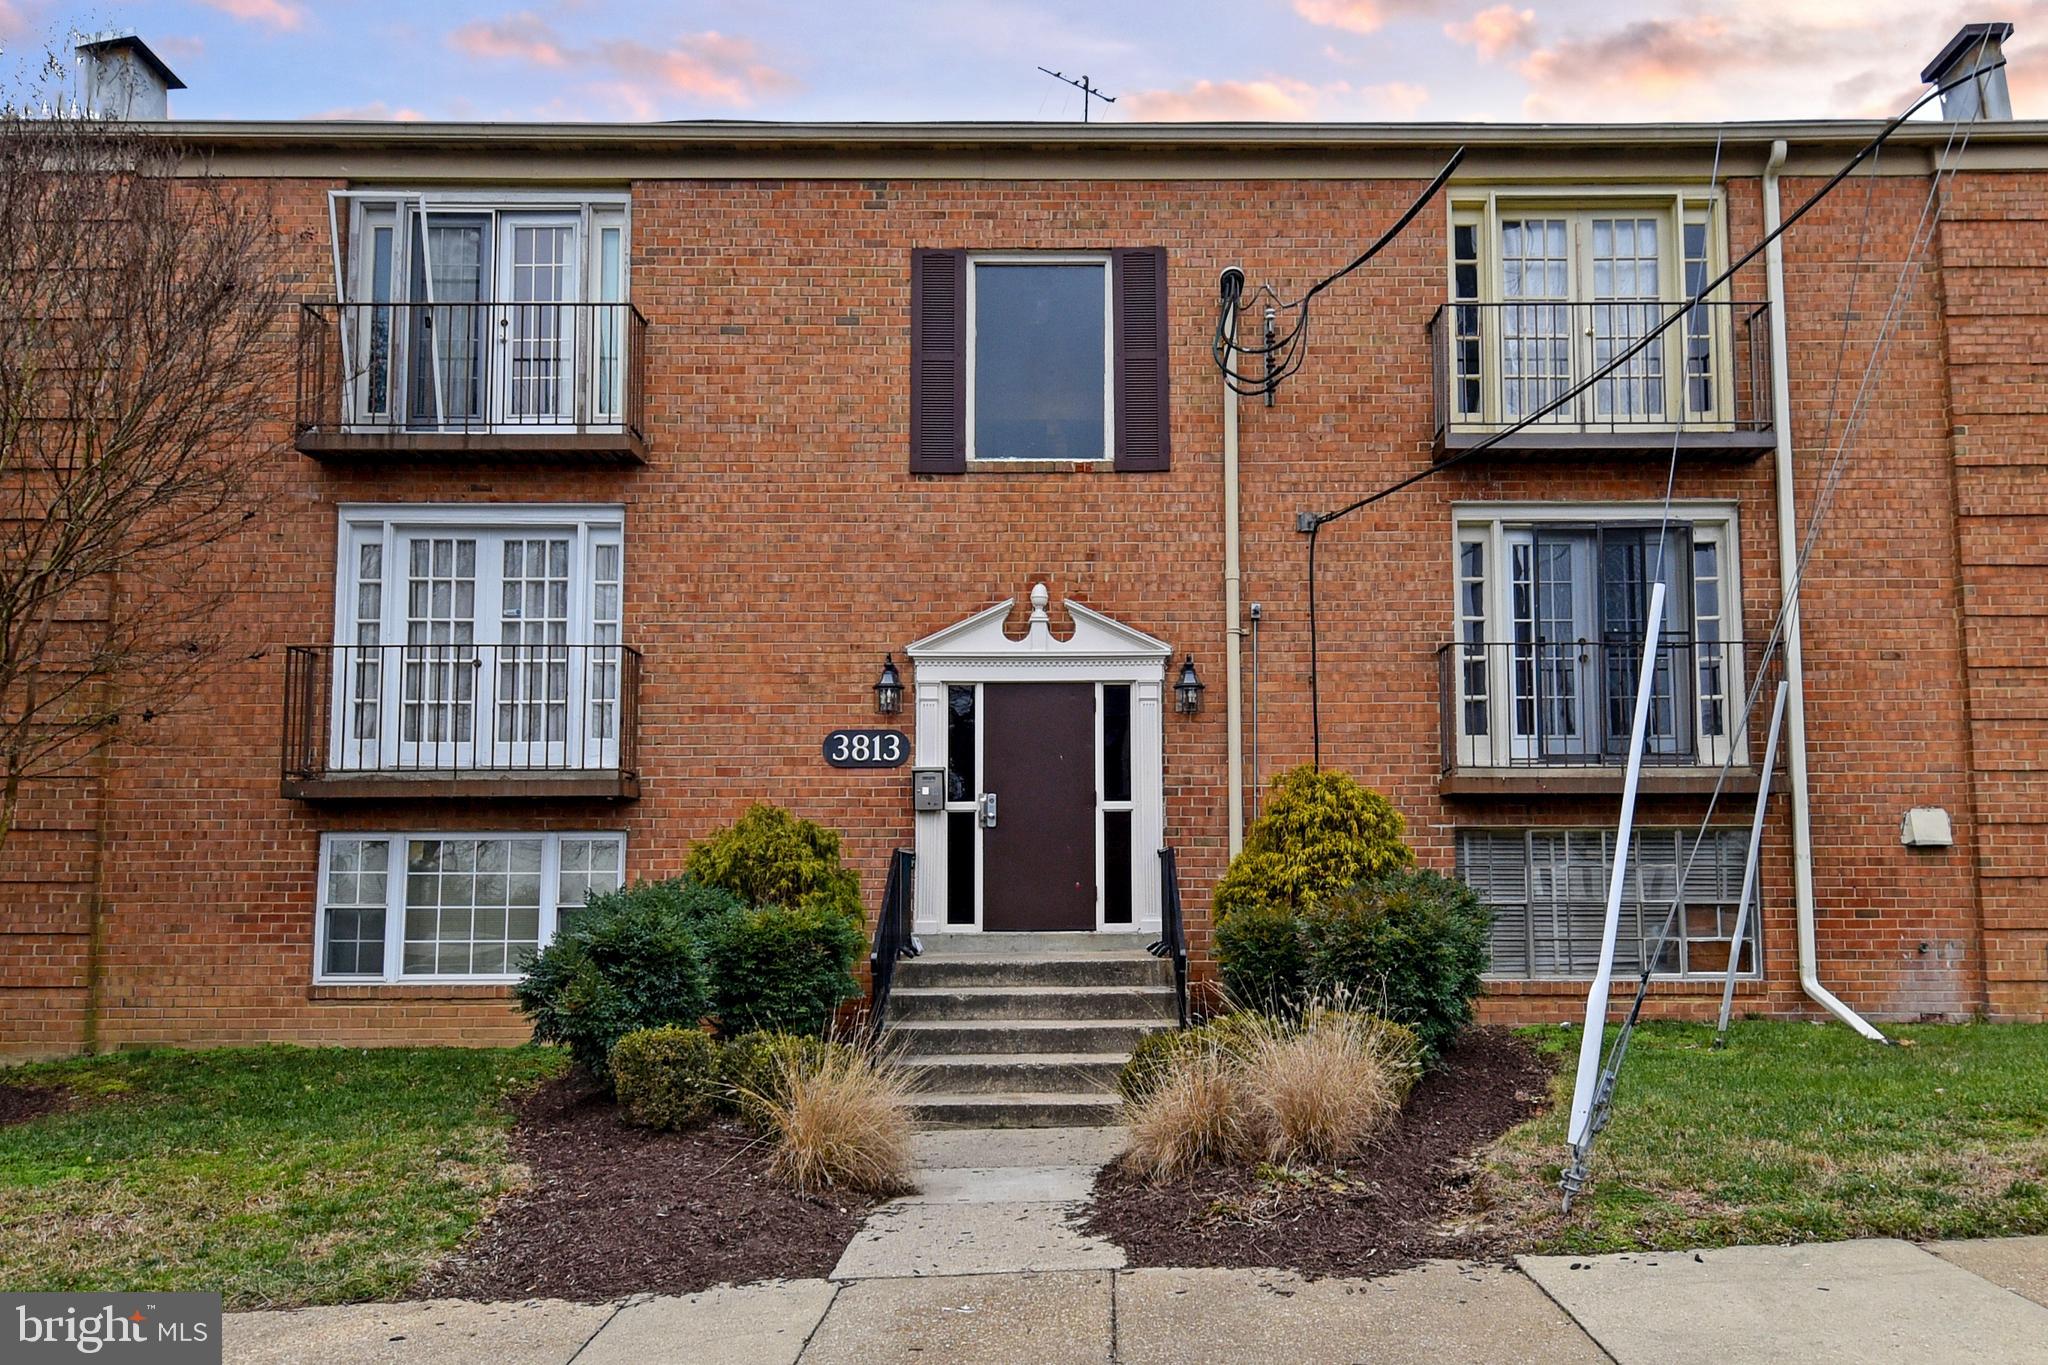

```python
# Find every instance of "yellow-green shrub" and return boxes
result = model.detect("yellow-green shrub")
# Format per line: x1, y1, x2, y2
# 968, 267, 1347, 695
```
610, 1025, 723, 1129
1213, 766, 1411, 920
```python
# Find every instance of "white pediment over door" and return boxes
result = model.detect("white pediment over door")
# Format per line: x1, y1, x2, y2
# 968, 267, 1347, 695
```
906, 584, 1171, 681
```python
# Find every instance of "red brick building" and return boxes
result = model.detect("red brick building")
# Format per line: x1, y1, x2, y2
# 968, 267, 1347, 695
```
7, 46, 2048, 1058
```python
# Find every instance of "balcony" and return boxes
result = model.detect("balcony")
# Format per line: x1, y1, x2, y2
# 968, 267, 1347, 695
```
293, 301, 649, 463
282, 643, 642, 800
1436, 638, 1777, 797
1428, 300, 1775, 459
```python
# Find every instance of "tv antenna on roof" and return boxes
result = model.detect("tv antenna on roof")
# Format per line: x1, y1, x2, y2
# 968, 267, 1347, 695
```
1037, 66, 1116, 122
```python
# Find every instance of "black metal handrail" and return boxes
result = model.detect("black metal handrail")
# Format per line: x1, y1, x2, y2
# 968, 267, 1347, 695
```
869, 848, 918, 1039
282, 642, 641, 781
1436, 637, 1776, 772
1428, 299, 1773, 440
1148, 847, 1188, 1028
295, 300, 648, 443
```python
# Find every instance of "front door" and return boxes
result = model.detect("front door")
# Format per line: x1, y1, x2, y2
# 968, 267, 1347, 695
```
980, 682, 1095, 931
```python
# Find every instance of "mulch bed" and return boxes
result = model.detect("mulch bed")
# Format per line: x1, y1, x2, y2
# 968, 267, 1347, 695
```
0, 1082, 74, 1129
419, 1075, 878, 1302
1081, 1027, 1556, 1279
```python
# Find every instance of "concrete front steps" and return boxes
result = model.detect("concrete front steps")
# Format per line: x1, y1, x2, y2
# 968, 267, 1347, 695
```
880, 932, 1176, 1128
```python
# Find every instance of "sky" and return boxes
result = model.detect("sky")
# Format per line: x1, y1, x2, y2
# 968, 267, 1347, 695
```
2, 0, 2043, 124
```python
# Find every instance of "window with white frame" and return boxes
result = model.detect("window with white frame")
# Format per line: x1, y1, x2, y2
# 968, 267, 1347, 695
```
345, 193, 629, 430
1446, 192, 1730, 429
1457, 827, 1759, 980
317, 831, 625, 982
967, 254, 1113, 461
1451, 504, 1741, 769
333, 505, 624, 773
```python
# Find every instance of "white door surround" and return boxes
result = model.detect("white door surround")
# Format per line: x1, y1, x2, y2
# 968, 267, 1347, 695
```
906, 584, 1171, 935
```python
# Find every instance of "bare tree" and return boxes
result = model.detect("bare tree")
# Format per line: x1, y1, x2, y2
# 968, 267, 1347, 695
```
0, 58, 294, 849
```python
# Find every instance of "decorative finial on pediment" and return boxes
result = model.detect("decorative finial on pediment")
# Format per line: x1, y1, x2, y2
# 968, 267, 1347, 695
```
1026, 582, 1053, 648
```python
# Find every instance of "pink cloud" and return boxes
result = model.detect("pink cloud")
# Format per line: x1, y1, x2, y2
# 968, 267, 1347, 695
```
449, 13, 567, 67
309, 101, 427, 121
444, 15, 794, 109
1446, 5, 1536, 62
198, 0, 306, 32
1292, 0, 1437, 35
1124, 77, 1427, 121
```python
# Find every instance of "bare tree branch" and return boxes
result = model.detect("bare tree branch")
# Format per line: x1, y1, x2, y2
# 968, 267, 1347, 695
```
0, 56, 294, 847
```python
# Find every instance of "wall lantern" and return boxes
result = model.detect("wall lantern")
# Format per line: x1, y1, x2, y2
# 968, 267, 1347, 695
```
1174, 655, 1206, 714
874, 655, 904, 716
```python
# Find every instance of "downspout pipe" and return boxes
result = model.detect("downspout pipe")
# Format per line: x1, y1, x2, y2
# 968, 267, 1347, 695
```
1763, 138, 1889, 1042
1221, 267, 1247, 856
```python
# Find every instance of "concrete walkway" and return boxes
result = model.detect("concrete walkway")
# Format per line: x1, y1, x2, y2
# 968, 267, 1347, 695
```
222, 1126, 2048, 1364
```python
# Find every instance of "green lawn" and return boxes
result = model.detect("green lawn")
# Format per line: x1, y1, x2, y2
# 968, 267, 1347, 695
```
1486, 1020, 2048, 1254
0, 1045, 563, 1309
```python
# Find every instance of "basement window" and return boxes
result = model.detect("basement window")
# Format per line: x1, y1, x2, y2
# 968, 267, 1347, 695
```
1457, 827, 1759, 980
316, 831, 623, 983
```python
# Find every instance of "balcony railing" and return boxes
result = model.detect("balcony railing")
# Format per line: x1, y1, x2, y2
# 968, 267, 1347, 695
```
282, 643, 642, 800
1428, 300, 1774, 457
294, 301, 649, 461
1437, 638, 1778, 793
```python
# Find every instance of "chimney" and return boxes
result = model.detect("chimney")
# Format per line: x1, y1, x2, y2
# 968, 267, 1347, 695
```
74, 32, 186, 120
1921, 22, 2015, 120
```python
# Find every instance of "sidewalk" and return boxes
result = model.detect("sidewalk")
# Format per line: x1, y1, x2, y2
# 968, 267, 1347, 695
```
223, 1127, 2048, 1364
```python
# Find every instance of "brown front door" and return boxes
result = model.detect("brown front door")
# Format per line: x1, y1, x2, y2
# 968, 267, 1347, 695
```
981, 682, 1095, 931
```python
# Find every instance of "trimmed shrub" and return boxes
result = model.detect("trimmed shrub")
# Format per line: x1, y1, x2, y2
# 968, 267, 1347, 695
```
685, 804, 863, 920
1215, 904, 1309, 1010
699, 901, 866, 1037
515, 885, 711, 1085
1213, 765, 1411, 920
759, 1043, 915, 1196
572, 875, 746, 930
1301, 868, 1491, 1064
611, 1026, 724, 1130
721, 1030, 858, 1129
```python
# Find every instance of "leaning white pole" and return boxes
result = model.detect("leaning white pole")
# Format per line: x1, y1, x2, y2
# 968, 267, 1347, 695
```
1717, 682, 1790, 1042
1566, 581, 1666, 1155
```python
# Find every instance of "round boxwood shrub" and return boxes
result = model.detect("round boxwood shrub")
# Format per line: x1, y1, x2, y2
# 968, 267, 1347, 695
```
514, 883, 714, 1085
611, 1025, 724, 1129
699, 900, 867, 1037
1300, 868, 1491, 1064
1215, 904, 1309, 1010
685, 804, 863, 919
1213, 765, 1412, 920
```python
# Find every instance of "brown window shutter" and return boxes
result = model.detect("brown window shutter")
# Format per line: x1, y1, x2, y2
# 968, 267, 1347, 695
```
1112, 246, 1171, 472
909, 248, 967, 474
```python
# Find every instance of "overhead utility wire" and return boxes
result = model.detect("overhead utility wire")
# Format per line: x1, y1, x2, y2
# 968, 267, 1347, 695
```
1562, 94, 1985, 1203
1211, 148, 1468, 396
1295, 59, 2005, 767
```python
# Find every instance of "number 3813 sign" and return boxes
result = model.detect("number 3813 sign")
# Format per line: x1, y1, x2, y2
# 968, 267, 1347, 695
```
822, 729, 909, 768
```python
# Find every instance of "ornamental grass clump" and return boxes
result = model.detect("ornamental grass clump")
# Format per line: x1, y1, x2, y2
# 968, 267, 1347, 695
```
1246, 1011, 1418, 1165
1121, 1044, 1262, 1181
757, 1043, 916, 1197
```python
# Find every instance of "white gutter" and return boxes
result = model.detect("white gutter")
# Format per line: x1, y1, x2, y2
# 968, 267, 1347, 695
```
1222, 267, 1246, 856
1763, 138, 1889, 1042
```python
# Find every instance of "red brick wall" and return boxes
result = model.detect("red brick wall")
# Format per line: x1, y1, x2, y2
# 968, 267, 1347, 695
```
0, 156, 2029, 1056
